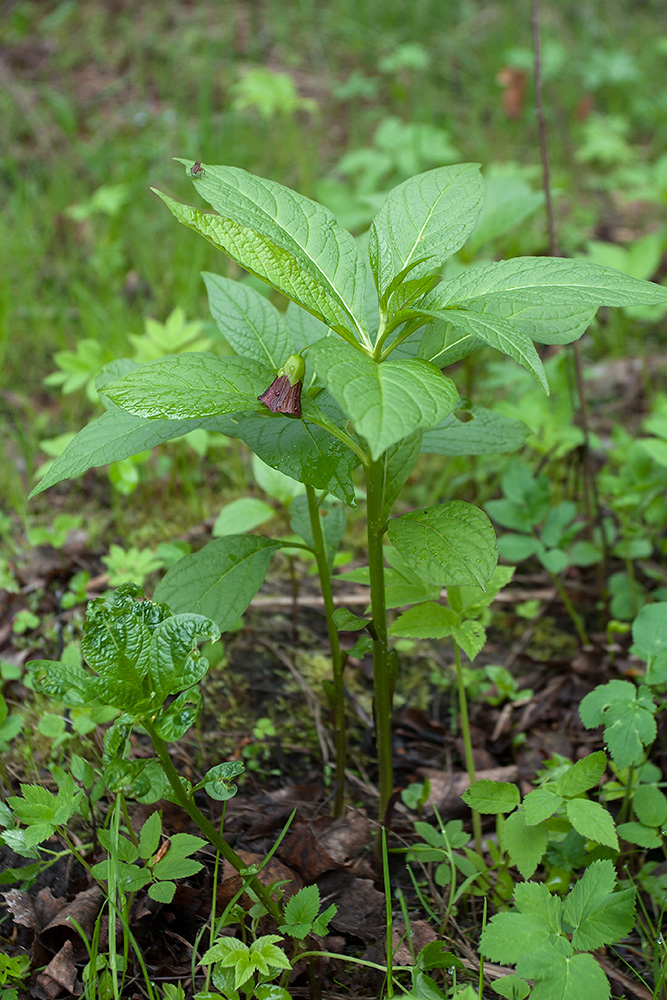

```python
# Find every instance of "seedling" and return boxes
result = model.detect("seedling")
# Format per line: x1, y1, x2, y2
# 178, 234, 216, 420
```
30, 161, 667, 831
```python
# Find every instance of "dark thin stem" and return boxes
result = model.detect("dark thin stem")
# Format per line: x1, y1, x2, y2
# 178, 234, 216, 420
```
532, 0, 558, 258
144, 721, 283, 924
366, 454, 394, 825
305, 484, 347, 818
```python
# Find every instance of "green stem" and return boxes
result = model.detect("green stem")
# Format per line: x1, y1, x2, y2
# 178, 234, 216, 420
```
365, 454, 394, 825
550, 572, 589, 646
144, 721, 283, 924
305, 484, 347, 818
453, 640, 482, 855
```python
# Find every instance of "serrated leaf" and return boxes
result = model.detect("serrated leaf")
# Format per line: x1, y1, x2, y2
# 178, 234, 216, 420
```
369, 164, 485, 301
309, 338, 458, 459
527, 951, 609, 1000
565, 799, 618, 850
203, 271, 294, 368
553, 751, 607, 798
139, 811, 162, 860
389, 602, 458, 639
158, 166, 370, 346
332, 608, 370, 631
480, 881, 564, 964
522, 788, 563, 825
503, 808, 548, 879
491, 975, 531, 1000
148, 880, 176, 903
280, 884, 320, 939
462, 779, 520, 814
631, 602, 667, 682
154, 536, 279, 630
563, 859, 635, 951
100, 353, 272, 419
616, 821, 662, 848
421, 406, 529, 456
451, 620, 486, 661
633, 784, 667, 827
387, 501, 497, 589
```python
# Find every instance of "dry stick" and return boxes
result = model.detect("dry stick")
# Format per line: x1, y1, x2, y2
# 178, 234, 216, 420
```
532, 0, 605, 630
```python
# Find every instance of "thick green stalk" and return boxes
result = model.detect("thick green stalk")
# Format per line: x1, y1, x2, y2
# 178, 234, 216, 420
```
453, 640, 483, 855
144, 721, 283, 924
365, 454, 394, 823
305, 484, 347, 818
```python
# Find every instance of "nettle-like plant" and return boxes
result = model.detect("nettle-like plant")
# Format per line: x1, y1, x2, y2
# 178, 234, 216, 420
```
31, 161, 667, 824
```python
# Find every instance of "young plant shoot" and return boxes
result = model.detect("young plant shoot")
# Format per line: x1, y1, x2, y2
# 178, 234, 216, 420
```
31, 161, 667, 828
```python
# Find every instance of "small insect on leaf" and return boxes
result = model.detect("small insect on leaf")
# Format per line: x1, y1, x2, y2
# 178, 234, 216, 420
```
190, 161, 204, 177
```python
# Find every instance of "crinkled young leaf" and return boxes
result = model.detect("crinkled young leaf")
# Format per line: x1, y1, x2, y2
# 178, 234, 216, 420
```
369, 164, 484, 301
148, 614, 220, 702
421, 406, 528, 456
309, 338, 458, 459
29, 660, 99, 707
100, 353, 272, 419
387, 501, 497, 589
157, 165, 370, 347
152, 689, 202, 741
203, 271, 294, 369
154, 536, 280, 630
197, 761, 245, 801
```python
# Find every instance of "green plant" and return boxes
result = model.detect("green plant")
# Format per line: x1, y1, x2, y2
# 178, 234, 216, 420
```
0, 950, 30, 1000
29, 161, 667, 834
480, 860, 635, 1000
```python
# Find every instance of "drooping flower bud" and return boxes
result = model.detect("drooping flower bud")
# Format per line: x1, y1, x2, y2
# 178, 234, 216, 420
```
258, 354, 305, 417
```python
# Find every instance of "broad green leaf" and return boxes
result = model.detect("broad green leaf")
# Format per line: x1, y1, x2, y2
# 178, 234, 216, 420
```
286, 301, 330, 354
579, 681, 657, 769
290, 495, 346, 570
563, 859, 635, 952
251, 453, 304, 504
387, 501, 497, 589
565, 799, 618, 850
471, 298, 597, 346
467, 168, 544, 255
522, 788, 563, 826
462, 780, 520, 815
527, 951, 609, 1000
380, 431, 422, 520
212, 497, 276, 536
337, 546, 441, 610
30, 409, 235, 497
415, 307, 548, 392
553, 751, 607, 798
369, 164, 484, 301
616, 822, 662, 848
227, 394, 359, 506
203, 272, 294, 368
409, 316, 481, 367
154, 536, 280, 630
157, 166, 370, 346
148, 881, 176, 903
100, 353, 272, 419
389, 602, 458, 639
631, 602, 667, 683
149, 614, 220, 701
421, 406, 529, 456
309, 338, 458, 459
435, 256, 667, 311
491, 976, 531, 1000
503, 808, 548, 879
480, 881, 564, 964
632, 784, 667, 827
